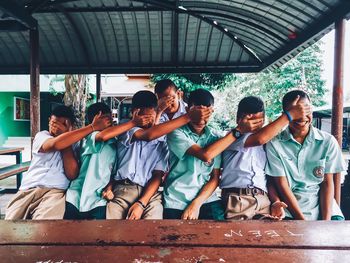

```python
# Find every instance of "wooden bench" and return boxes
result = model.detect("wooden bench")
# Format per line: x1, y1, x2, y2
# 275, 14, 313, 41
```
1, 220, 349, 262
0, 161, 30, 193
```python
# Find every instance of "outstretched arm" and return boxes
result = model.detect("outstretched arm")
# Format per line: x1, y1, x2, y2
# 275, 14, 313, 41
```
245, 96, 311, 147
186, 117, 264, 162
41, 112, 111, 153
133, 107, 212, 142
95, 109, 153, 141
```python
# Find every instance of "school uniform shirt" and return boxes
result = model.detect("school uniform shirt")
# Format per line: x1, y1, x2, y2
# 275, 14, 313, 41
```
220, 133, 267, 192
164, 125, 221, 210
20, 131, 70, 190
66, 132, 117, 212
113, 127, 169, 187
265, 126, 346, 220
159, 99, 187, 123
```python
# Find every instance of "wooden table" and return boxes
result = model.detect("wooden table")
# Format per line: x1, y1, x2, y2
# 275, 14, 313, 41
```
1, 220, 350, 262
0, 147, 24, 193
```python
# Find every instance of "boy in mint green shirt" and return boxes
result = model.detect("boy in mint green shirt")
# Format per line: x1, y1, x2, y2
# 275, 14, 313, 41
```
266, 90, 346, 220
163, 89, 226, 220
65, 102, 150, 219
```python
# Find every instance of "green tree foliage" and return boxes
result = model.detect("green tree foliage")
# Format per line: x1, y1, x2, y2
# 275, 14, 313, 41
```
153, 42, 326, 130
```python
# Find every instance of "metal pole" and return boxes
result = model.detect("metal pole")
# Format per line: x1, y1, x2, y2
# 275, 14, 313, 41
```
331, 19, 345, 205
30, 28, 40, 144
96, 73, 101, 102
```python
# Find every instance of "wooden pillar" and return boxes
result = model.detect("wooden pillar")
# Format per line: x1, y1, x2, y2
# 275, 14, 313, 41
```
30, 28, 40, 143
96, 73, 101, 102
331, 19, 345, 205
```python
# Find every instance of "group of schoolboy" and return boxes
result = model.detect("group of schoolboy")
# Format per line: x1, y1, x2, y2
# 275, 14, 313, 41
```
5, 79, 346, 221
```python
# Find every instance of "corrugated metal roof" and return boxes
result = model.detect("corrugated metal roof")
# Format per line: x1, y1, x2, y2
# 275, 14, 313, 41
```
0, 0, 349, 73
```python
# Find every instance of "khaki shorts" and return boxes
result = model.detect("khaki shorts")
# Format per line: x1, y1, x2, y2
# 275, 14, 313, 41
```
222, 189, 271, 220
106, 182, 163, 219
5, 187, 65, 220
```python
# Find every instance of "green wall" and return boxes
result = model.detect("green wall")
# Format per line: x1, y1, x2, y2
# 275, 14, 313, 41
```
0, 92, 30, 145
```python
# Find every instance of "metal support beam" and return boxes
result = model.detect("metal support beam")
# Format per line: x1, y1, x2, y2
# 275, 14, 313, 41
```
0, 2, 37, 29
331, 19, 345, 205
96, 73, 101, 102
30, 29, 40, 143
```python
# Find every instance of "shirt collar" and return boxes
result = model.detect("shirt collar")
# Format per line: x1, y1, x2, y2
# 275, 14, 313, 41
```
281, 126, 324, 143
185, 124, 211, 138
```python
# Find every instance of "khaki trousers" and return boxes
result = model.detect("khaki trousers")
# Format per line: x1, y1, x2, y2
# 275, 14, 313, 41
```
106, 183, 163, 219
222, 190, 271, 220
5, 187, 65, 220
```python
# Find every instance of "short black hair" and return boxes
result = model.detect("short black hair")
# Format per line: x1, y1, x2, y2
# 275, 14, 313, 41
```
51, 105, 75, 124
87, 102, 111, 123
188, 88, 214, 107
237, 96, 265, 120
282, 90, 310, 111
154, 79, 177, 94
132, 90, 158, 109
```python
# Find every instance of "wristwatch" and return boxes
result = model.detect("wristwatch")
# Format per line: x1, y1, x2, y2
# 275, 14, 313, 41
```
231, 128, 242, 139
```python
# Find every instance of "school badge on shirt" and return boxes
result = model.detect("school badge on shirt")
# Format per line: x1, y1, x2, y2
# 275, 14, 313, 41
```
313, 166, 324, 178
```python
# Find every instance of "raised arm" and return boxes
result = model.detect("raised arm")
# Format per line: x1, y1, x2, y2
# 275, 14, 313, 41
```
95, 109, 152, 141
244, 96, 311, 147
133, 107, 212, 142
319, 173, 334, 220
186, 117, 264, 162
181, 169, 220, 220
154, 96, 175, 124
41, 113, 110, 152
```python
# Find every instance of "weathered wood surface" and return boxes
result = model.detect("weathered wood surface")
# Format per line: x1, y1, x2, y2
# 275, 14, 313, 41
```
0, 147, 24, 155
1, 246, 350, 263
1, 220, 350, 249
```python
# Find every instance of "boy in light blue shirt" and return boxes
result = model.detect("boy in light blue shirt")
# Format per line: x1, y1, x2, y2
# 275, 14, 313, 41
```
104, 91, 169, 219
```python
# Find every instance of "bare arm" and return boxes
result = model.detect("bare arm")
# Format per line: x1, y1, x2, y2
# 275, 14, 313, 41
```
41, 113, 110, 152
320, 173, 334, 220
267, 177, 288, 219
245, 97, 311, 147
61, 147, 79, 180
273, 176, 305, 220
133, 107, 212, 142
127, 171, 164, 220
181, 169, 220, 220
133, 114, 190, 141
186, 117, 264, 162
95, 120, 136, 141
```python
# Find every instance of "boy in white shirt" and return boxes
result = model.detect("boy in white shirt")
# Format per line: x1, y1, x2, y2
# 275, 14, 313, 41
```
5, 105, 109, 219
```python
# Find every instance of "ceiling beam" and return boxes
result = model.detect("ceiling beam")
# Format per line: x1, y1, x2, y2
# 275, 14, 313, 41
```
0, 1, 37, 29
0, 20, 28, 31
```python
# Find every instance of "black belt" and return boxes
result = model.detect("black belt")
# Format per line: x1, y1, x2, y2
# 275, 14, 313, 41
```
222, 187, 266, 196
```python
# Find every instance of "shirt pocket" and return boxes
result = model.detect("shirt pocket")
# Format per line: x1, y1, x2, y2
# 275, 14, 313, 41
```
308, 159, 326, 184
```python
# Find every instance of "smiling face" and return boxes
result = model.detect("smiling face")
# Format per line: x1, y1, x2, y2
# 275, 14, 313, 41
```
157, 87, 180, 114
287, 97, 313, 133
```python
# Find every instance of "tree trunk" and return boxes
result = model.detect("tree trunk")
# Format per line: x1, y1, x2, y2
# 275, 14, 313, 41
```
63, 75, 88, 128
